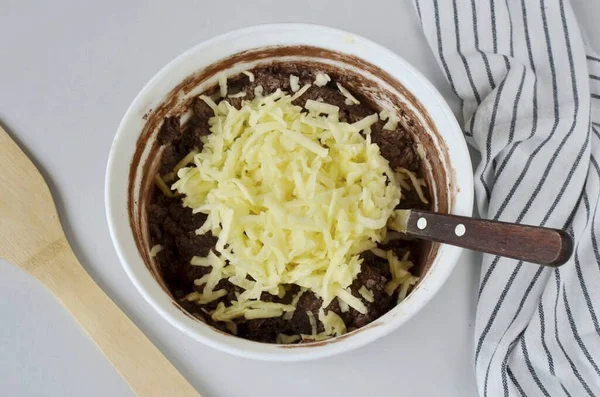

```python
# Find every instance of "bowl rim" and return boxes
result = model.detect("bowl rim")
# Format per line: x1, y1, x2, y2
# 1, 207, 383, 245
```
105, 23, 474, 361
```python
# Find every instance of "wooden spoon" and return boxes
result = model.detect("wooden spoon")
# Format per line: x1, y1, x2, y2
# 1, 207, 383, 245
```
0, 126, 201, 397
388, 209, 573, 267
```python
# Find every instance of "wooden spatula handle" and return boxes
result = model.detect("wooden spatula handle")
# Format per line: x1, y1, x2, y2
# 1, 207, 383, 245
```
403, 210, 573, 267
28, 239, 201, 397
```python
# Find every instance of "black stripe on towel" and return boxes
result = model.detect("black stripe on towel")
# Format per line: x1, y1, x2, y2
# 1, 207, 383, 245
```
554, 270, 596, 397
507, 368, 527, 397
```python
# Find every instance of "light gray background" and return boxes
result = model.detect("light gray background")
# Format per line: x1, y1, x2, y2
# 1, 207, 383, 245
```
0, 1, 597, 396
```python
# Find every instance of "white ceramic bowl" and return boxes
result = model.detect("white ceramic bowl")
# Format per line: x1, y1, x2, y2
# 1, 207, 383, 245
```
105, 24, 473, 361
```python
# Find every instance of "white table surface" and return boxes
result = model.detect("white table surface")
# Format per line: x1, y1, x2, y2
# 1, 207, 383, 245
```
1, 1, 597, 396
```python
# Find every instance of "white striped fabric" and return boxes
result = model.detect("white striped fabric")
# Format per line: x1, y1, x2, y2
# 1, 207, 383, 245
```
413, 0, 600, 396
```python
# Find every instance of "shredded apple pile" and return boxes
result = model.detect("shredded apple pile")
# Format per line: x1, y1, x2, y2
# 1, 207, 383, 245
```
166, 83, 421, 340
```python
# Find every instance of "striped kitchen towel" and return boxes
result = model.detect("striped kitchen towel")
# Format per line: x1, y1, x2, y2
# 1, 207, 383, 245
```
413, 0, 600, 396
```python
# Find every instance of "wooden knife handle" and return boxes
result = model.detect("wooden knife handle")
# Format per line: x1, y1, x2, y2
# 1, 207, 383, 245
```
29, 239, 201, 397
404, 210, 573, 267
